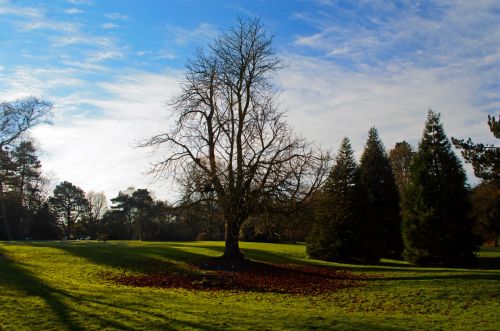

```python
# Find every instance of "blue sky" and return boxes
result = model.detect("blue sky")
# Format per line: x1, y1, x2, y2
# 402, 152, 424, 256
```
1, 0, 499, 201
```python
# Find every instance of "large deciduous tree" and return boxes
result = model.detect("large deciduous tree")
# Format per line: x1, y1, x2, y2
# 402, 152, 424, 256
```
360, 127, 402, 258
143, 19, 328, 260
401, 110, 477, 266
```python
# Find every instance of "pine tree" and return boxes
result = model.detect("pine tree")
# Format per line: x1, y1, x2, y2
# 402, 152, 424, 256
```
360, 128, 402, 258
307, 138, 371, 262
401, 110, 478, 266
452, 114, 499, 183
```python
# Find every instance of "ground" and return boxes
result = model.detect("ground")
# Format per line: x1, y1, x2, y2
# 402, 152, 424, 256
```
0, 241, 499, 330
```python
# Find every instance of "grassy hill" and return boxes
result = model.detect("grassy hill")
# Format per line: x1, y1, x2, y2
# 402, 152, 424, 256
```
0, 241, 499, 330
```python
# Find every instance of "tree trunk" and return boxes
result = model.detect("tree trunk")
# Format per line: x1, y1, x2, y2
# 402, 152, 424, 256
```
222, 219, 244, 260
0, 181, 12, 240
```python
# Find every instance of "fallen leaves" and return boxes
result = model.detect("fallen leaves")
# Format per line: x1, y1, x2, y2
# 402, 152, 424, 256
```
102, 259, 373, 295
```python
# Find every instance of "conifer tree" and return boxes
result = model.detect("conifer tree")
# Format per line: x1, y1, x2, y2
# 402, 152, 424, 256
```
401, 110, 477, 266
360, 128, 402, 258
307, 138, 371, 262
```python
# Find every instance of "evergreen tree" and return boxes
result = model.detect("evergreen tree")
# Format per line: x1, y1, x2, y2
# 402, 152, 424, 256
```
307, 138, 371, 262
360, 128, 402, 258
401, 110, 478, 266
452, 114, 499, 183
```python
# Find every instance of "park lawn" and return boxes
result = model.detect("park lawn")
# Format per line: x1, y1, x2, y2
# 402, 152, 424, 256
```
0, 241, 499, 330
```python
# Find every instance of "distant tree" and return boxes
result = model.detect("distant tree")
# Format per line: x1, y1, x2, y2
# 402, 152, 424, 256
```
471, 181, 500, 247
10, 141, 42, 236
401, 110, 477, 266
360, 128, 402, 258
110, 188, 156, 240
100, 209, 128, 240
142, 18, 329, 260
110, 188, 135, 239
83, 191, 108, 239
49, 181, 88, 239
130, 189, 153, 241
389, 141, 415, 195
29, 202, 61, 240
0, 148, 16, 239
452, 115, 499, 182
0, 97, 51, 240
307, 138, 370, 262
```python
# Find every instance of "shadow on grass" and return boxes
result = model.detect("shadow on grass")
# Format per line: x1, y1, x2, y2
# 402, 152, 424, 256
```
17, 241, 500, 283
22, 241, 211, 275
0, 246, 83, 330
0, 244, 229, 331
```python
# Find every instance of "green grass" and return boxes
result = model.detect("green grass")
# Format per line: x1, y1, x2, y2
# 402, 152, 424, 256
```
0, 240, 499, 330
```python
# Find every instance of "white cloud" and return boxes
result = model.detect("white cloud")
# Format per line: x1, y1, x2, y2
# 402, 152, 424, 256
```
166, 22, 218, 45
86, 50, 123, 62
29, 71, 183, 202
105, 12, 129, 20
65, 8, 83, 15
0, 2, 42, 18
101, 22, 118, 29
66, 0, 93, 5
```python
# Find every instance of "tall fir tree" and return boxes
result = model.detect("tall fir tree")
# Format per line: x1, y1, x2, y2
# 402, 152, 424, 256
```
401, 110, 478, 266
307, 138, 372, 262
360, 127, 403, 258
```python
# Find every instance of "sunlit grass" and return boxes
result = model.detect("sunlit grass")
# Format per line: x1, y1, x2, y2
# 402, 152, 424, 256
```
1, 240, 499, 330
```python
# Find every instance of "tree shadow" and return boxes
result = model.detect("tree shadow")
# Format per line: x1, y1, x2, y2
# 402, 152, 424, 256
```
0, 244, 228, 330
0, 246, 83, 330
22, 241, 212, 275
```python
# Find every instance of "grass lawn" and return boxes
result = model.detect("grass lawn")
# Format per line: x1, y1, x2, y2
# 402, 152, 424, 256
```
0, 241, 499, 330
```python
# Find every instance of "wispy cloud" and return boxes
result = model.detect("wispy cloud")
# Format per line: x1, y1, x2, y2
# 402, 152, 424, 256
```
66, 0, 93, 5
166, 22, 218, 45
30, 71, 183, 201
65, 8, 83, 15
278, 54, 494, 184
101, 22, 118, 29
105, 12, 129, 20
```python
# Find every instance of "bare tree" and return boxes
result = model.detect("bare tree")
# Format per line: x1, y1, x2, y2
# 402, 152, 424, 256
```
86, 191, 108, 239
0, 97, 52, 240
0, 97, 52, 148
142, 19, 329, 260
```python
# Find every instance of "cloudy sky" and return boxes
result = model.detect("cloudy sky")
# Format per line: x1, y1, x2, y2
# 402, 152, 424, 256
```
0, 0, 499, 202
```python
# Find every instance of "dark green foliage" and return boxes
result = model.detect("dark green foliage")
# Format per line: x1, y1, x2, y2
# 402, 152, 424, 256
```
29, 203, 61, 240
471, 182, 500, 247
402, 110, 478, 266
360, 128, 402, 258
307, 138, 371, 262
49, 181, 88, 239
389, 141, 415, 195
452, 114, 500, 183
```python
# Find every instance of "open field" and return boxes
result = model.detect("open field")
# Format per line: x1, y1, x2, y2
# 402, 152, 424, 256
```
0, 241, 499, 330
